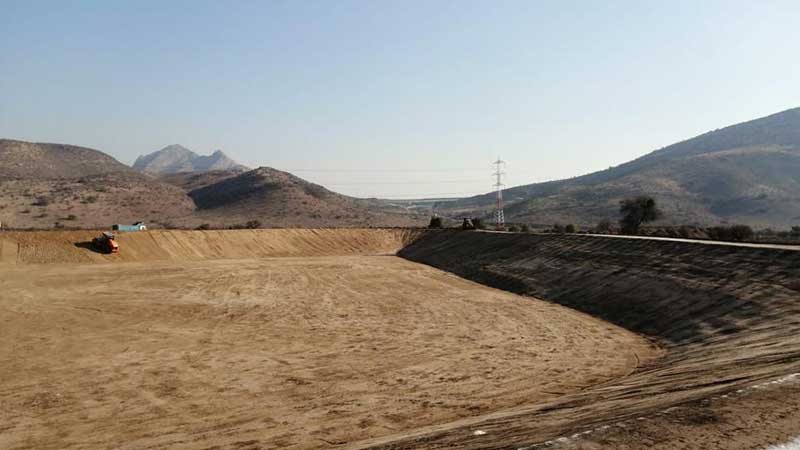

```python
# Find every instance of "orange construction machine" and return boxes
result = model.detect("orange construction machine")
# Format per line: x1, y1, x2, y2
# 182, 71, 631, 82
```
92, 232, 119, 254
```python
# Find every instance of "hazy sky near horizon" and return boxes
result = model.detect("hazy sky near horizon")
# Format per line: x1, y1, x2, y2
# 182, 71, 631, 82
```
2, 1, 800, 198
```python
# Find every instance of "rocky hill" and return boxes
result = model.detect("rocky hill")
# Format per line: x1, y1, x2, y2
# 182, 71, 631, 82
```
440, 108, 800, 228
0, 140, 424, 229
0, 140, 195, 229
158, 170, 244, 192
0, 139, 131, 179
184, 167, 424, 228
133, 144, 248, 175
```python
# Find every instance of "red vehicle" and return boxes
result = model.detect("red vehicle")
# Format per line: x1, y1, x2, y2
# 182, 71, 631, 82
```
92, 232, 119, 254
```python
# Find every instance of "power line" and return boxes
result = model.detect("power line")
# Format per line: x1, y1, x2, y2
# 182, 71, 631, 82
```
284, 168, 490, 173
271, 166, 495, 199
324, 179, 488, 186
373, 191, 484, 199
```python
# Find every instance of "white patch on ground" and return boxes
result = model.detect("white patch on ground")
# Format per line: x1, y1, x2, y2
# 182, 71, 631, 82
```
764, 437, 800, 450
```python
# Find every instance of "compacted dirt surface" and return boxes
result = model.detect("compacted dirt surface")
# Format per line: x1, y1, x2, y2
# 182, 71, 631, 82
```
2, 229, 798, 450
0, 230, 657, 450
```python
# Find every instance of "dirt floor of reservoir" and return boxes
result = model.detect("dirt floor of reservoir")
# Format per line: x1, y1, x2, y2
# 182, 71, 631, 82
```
0, 255, 659, 450
3, 229, 799, 450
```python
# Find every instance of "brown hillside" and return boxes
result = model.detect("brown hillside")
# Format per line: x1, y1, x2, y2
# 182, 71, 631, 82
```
0, 172, 195, 229
0, 139, 131, 179
182, 167, 425, 227
158, 169, 244, 191
439, 107, 800, 228
0, 140, 425, 229
0, 140, 195, 229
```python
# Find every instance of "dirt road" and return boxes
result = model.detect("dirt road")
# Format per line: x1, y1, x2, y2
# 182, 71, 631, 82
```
0, 255, 657, 450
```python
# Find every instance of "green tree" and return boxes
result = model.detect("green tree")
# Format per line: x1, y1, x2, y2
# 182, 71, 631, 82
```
428, 216, 444, 229
595, 220, 613, 234
729, 225, 754, 241
709, 225, 753, 242
565, 224, 580, 233
619, 196, 661, 234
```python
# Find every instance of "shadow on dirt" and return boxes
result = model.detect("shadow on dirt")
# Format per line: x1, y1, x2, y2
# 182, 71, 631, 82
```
74, 241, 106, 254
399, 231, 800, 346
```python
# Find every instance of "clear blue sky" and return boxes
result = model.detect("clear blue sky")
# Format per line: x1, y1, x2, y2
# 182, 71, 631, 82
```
2, 0, 799, 198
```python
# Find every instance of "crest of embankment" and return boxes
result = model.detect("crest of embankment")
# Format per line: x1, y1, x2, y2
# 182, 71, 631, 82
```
0, 228, 427, 265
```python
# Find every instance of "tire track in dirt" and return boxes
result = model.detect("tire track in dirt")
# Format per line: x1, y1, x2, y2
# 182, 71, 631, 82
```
0, 253, 655, 450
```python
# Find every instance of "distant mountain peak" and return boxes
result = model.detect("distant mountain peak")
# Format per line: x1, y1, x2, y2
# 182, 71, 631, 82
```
161, 144, 193, 153
133, 145, 248, 175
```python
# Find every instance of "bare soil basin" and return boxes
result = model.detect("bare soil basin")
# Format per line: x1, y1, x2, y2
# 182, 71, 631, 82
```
0, 230, 656, 450
2, 229, 798, 450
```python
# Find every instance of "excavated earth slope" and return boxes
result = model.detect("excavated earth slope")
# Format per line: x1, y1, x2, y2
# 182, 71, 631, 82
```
3, 229, 799, 450
0, 228, 424, 265
0, 229, 660, 450
380, 230, 800, 450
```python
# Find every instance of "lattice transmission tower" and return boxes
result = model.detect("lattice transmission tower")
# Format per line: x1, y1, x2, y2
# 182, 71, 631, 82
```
492, 157, 506, 230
